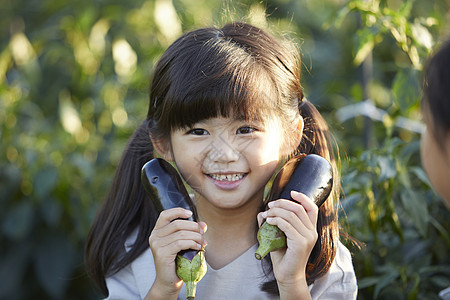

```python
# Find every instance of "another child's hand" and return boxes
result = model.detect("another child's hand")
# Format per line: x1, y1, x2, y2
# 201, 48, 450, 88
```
257, 191, 318, 294
147, 208, 207, 299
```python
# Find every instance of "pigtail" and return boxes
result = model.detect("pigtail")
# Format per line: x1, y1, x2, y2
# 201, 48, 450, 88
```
85, 121, 159, 296
262, 99, 340, 295
298, 99, 340, 282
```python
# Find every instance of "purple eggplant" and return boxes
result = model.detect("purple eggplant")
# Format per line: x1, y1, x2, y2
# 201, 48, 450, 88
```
142, 158, 198, 222
255, 154, 333, 260
141, 158, 206, 300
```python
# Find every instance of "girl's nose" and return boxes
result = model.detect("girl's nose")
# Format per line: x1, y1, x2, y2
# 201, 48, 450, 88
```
207, 136, 240, 164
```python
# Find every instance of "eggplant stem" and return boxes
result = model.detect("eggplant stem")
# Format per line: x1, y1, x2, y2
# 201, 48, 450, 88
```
185, 281, 197, 300
255, 242, 271, 260
255, 222, 287, 260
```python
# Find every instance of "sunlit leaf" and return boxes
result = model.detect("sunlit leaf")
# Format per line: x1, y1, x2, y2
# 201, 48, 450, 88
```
353, 27, 381, 66
392, 68, 420, 113
377, 156, 396, 181
411, 21, 433, 50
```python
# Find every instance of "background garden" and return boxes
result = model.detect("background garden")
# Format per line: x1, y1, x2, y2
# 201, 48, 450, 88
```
1, 0, 449, 299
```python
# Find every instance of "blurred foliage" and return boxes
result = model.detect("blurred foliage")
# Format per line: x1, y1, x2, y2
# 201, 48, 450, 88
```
0, 0, 449, 299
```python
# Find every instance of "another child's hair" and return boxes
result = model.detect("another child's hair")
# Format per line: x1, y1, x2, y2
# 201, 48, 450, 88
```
85, 22, 340, 297
422, 39, 450, 149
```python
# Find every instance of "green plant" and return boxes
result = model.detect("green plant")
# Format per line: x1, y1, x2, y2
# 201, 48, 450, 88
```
341, 137, 450, 299
331, 0, 450, 298
1, 0, 449, 298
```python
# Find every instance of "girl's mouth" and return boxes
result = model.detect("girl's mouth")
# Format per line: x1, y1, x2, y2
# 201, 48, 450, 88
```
207, 173, 246, 182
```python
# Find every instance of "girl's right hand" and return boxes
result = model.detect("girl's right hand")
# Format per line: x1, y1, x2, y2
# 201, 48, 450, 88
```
147, 208, 207, 299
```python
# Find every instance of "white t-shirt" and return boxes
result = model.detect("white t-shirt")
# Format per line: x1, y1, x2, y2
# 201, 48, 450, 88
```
105, 231, 357, 299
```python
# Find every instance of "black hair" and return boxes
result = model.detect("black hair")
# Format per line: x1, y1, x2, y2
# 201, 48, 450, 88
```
422, 39, 450, 149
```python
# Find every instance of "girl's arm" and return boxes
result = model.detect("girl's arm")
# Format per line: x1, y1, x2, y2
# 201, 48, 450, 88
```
258, 191, 318, 300
145, 208, 207, 300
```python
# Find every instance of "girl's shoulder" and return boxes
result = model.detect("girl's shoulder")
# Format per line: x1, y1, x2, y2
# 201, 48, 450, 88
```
105, 229, 156, 299
309, 241, 358, 299
334, 241, 357, 282
124, 228, 139, 252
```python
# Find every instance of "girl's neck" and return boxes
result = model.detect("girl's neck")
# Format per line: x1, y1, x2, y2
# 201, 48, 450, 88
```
194, 192, 262, 269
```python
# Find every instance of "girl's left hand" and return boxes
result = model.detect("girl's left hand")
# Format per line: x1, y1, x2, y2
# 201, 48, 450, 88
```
257, 190, 319, 290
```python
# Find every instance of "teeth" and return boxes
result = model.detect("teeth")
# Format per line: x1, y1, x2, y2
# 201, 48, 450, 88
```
210, 173, 244, 182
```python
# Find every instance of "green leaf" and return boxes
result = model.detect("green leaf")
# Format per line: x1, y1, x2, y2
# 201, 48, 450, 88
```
0, 164, 21, 202
2, 201, 34, 240
429, 217, 450, 246
411, 21, 433, 50
374, 269, 399, 298
419, 265, 450, 277
357, 276, 379, 289
33, 167, 59, 199
408, 273, 420, 299
353, 27, 381, 66
0, 244, 30, 298
411, 166, 432, 187
398, 0, 413, 16
39, 197, 63, 227
377, 156, 396, 181
392, 68, 420, 113
33, 233, 77, 299
400, 189, 429, 237
430, 276, 450, 289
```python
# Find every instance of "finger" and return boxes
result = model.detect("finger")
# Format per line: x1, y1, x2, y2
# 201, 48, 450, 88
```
267, 199, 314, 228
265, 204, 313, 233
265, 216, 296, 239
198, 221, 208, 234
290, 191, 319, 224
156, 218, 204, 237
157, 226, 205, 247
151, 219, 206, 246
266, 215, 317, 243
150, 232, 206, 256
152, 238, 204, 260
154, 208, 193, 229
257, 212, 265, 227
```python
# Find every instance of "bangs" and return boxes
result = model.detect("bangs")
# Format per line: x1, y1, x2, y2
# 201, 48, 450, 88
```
156, 35, 278, 133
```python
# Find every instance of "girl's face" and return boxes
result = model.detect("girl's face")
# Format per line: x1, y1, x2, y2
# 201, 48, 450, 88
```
167, 116, 292, 211
420, 108, 450, 208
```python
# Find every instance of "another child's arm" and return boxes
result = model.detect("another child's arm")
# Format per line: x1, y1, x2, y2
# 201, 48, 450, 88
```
258, 191, 318, 300
145, 208, 207, 300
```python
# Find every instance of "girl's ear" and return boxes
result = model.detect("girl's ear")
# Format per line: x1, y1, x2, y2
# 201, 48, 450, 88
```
281, 115, 304, 156
150, 134, 174, 161
296, 115, 304, 143
294, 115, 304, 151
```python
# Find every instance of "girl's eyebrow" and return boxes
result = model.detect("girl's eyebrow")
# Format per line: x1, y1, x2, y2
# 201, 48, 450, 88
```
184, 121, 208, 128
232, 114, 264, 123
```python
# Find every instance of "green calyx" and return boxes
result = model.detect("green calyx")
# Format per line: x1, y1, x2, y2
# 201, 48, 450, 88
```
255, 222, 286, 260
176, 250, 207, 300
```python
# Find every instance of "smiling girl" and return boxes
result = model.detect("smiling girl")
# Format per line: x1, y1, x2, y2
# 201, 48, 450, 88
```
85, 22, 357, 299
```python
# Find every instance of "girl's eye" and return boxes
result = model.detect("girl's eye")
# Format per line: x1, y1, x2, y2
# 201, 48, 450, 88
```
187, 128, 209, 136
236, 126, 256, 134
